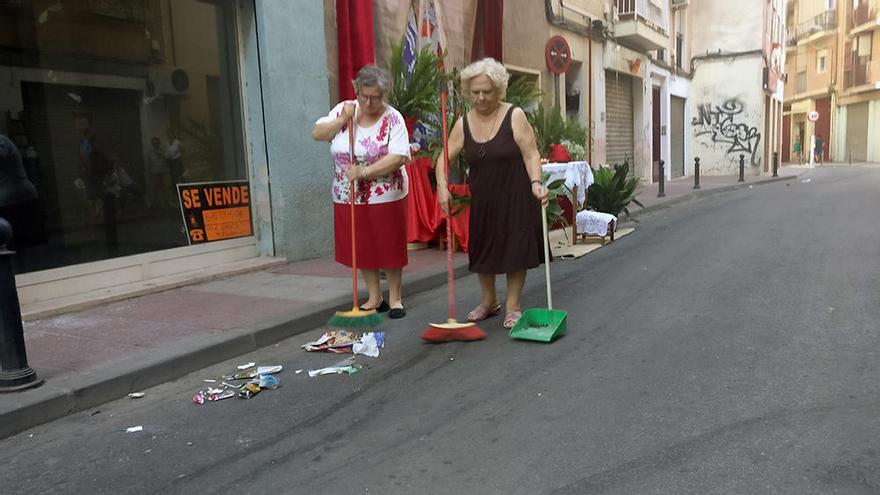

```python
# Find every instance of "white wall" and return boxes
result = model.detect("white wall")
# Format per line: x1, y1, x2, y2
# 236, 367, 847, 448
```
690, 1, 763, 56
689, 56, 766, 174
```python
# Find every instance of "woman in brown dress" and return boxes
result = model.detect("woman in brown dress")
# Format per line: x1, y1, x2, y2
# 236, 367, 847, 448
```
436, 58, 547, 329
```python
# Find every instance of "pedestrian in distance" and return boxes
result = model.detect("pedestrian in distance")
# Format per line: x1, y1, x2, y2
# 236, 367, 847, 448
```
793, 137, 803, 165
435, 58, 548, 330
312, 65, 411, 319
815, 134, 824, 165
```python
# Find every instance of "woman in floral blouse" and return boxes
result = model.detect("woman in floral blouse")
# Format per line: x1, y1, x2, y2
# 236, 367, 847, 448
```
312, 65, 411, 319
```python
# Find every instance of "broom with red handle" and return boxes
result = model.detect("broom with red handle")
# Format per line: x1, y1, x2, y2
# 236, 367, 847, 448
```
421, 86, 487, 342
327, 113, 383, 328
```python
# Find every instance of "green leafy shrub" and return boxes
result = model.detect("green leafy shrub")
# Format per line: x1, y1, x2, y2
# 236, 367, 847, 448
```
386, 43, 441, 122
585, 160, 644, 220
527, 104, 566, 157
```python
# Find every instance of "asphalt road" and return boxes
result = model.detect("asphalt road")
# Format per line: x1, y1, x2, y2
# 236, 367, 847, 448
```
2, 166, 879, 495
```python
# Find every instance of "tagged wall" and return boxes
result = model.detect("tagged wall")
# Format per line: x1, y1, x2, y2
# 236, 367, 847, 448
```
690, 56, 765, 174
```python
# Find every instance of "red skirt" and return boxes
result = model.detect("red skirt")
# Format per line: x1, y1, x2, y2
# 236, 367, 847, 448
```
334, 199, 408, 269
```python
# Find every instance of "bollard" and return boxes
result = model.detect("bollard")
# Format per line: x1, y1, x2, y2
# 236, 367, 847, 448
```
657, 160, 666, 198
693, 157, 701, 189
738, 154, 745, 182
0, 217, 42, 392
772, 151, 779, 177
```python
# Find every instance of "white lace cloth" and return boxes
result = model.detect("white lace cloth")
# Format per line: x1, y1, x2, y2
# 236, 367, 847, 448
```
542, 161, 593, 206
576, 210, 616, 236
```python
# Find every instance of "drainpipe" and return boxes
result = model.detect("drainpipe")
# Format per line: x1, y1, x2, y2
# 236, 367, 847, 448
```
588, 20, 593, 165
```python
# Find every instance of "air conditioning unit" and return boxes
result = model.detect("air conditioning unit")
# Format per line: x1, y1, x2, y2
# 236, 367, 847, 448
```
672, 0, 689, 7
147, 66, 190, 96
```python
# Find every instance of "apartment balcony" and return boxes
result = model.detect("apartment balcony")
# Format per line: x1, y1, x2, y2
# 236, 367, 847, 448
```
795, 9, 837, 45
851, 0, 880, 34
613, 0, 669, 52
844, 59, 880, 91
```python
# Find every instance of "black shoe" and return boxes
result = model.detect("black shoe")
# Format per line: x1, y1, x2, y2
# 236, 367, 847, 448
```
389, 307, 406, 319
360, 300, 390, 313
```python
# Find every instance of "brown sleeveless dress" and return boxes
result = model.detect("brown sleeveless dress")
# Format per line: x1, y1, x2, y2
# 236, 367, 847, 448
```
463, 106, 543, 274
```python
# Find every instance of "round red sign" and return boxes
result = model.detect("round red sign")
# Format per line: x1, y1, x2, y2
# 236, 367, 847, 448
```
808, 110, 819, 122
545, 35, 571, 75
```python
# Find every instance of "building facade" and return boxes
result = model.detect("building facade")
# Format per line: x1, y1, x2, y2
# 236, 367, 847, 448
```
784, 0, 880, 163
688, 0, 785, 175
1, 1, 332, 306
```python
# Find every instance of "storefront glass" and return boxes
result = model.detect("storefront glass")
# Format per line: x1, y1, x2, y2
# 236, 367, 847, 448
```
0, 0, 247, 274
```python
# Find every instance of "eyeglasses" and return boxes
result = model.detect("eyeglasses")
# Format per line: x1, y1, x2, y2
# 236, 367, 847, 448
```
357, 93, 384, 104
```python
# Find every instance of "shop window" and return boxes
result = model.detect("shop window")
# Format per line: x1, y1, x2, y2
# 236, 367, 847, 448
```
0, 0, 247, 274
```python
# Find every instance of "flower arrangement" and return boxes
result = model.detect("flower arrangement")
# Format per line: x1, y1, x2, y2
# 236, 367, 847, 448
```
560, 139, 585, 161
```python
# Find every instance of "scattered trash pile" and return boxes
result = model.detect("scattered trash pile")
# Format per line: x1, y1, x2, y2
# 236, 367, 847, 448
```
190, 330, 385, 405
302, 330, 385, 358
302, 330, 385, 376
193, 363, 283, 405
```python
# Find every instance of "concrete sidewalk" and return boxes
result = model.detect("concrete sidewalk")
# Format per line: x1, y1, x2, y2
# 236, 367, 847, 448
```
0, 166, 803, 439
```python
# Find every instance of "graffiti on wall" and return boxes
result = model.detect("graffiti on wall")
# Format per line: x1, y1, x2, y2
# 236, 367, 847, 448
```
692, 99, 762, 167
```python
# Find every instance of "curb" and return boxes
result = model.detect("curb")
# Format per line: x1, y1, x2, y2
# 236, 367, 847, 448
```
628, 175, 797, 220
0, 258, 471, 440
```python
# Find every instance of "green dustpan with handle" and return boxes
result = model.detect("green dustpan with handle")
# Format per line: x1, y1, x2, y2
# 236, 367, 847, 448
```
509, 203, 567, 342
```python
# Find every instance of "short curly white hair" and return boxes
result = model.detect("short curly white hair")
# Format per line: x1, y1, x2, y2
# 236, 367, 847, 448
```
460, 58, 510, 99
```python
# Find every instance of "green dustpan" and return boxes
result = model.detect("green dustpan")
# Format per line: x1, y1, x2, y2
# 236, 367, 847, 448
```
509, 307, 567, 342
509, 202, 567, 342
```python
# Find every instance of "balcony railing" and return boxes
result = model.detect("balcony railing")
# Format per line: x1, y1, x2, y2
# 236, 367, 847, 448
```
795, 9, 837, 41
852, 0, 879, 28
844, 58, 879, 88
615, 0, 668, 32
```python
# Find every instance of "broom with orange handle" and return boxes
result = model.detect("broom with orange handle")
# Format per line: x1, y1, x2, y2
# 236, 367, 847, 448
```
327, 114, 383, 329
421, 86, 487, 342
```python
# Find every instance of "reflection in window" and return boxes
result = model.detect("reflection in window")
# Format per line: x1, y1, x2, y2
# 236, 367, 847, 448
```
0, 0, 246, 274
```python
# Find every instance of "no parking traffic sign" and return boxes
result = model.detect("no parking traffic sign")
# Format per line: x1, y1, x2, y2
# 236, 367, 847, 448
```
545, 36, 571, 75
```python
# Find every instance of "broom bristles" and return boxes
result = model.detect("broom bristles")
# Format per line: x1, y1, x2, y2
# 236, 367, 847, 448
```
421, 320, 487, 342
328, 308, 383, 329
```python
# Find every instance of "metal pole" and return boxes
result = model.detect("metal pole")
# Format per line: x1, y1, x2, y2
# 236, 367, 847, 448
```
0, 217, 42, 392
694, 157, 701, 189
772, 151, 779, 177
657, 160, 666, 197
738, 154, 745, 182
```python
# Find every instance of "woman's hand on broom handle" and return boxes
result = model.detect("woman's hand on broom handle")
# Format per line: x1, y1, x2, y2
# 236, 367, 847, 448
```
531, 182, 549, 206
345, 164, 366, 182
437, 187, 450, 215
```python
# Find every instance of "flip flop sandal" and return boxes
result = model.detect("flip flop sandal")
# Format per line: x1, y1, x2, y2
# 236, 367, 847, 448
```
466, 303, 502, 322
503, 311, 522, 329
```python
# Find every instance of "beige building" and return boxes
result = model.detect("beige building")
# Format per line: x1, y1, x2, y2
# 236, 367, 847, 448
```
784, 0, 880, 163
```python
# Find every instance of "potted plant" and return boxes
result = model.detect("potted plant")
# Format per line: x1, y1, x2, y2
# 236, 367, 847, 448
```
585, 160, 644, 221
527, 104, 589, 162
386, 43, 442, 139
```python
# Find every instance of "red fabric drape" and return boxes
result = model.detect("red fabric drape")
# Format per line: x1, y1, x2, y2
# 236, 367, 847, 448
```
404, 158, 470, 253
447, 184, 470, 253
336, 0, 375, 101
405, 157, 442, 242
470, 0, 504, 62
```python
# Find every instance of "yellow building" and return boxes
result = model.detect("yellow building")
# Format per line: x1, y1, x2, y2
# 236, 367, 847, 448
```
783, 0, 880, 163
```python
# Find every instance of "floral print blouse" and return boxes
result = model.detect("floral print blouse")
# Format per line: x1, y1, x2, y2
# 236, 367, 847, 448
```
317, 101, 410, 205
